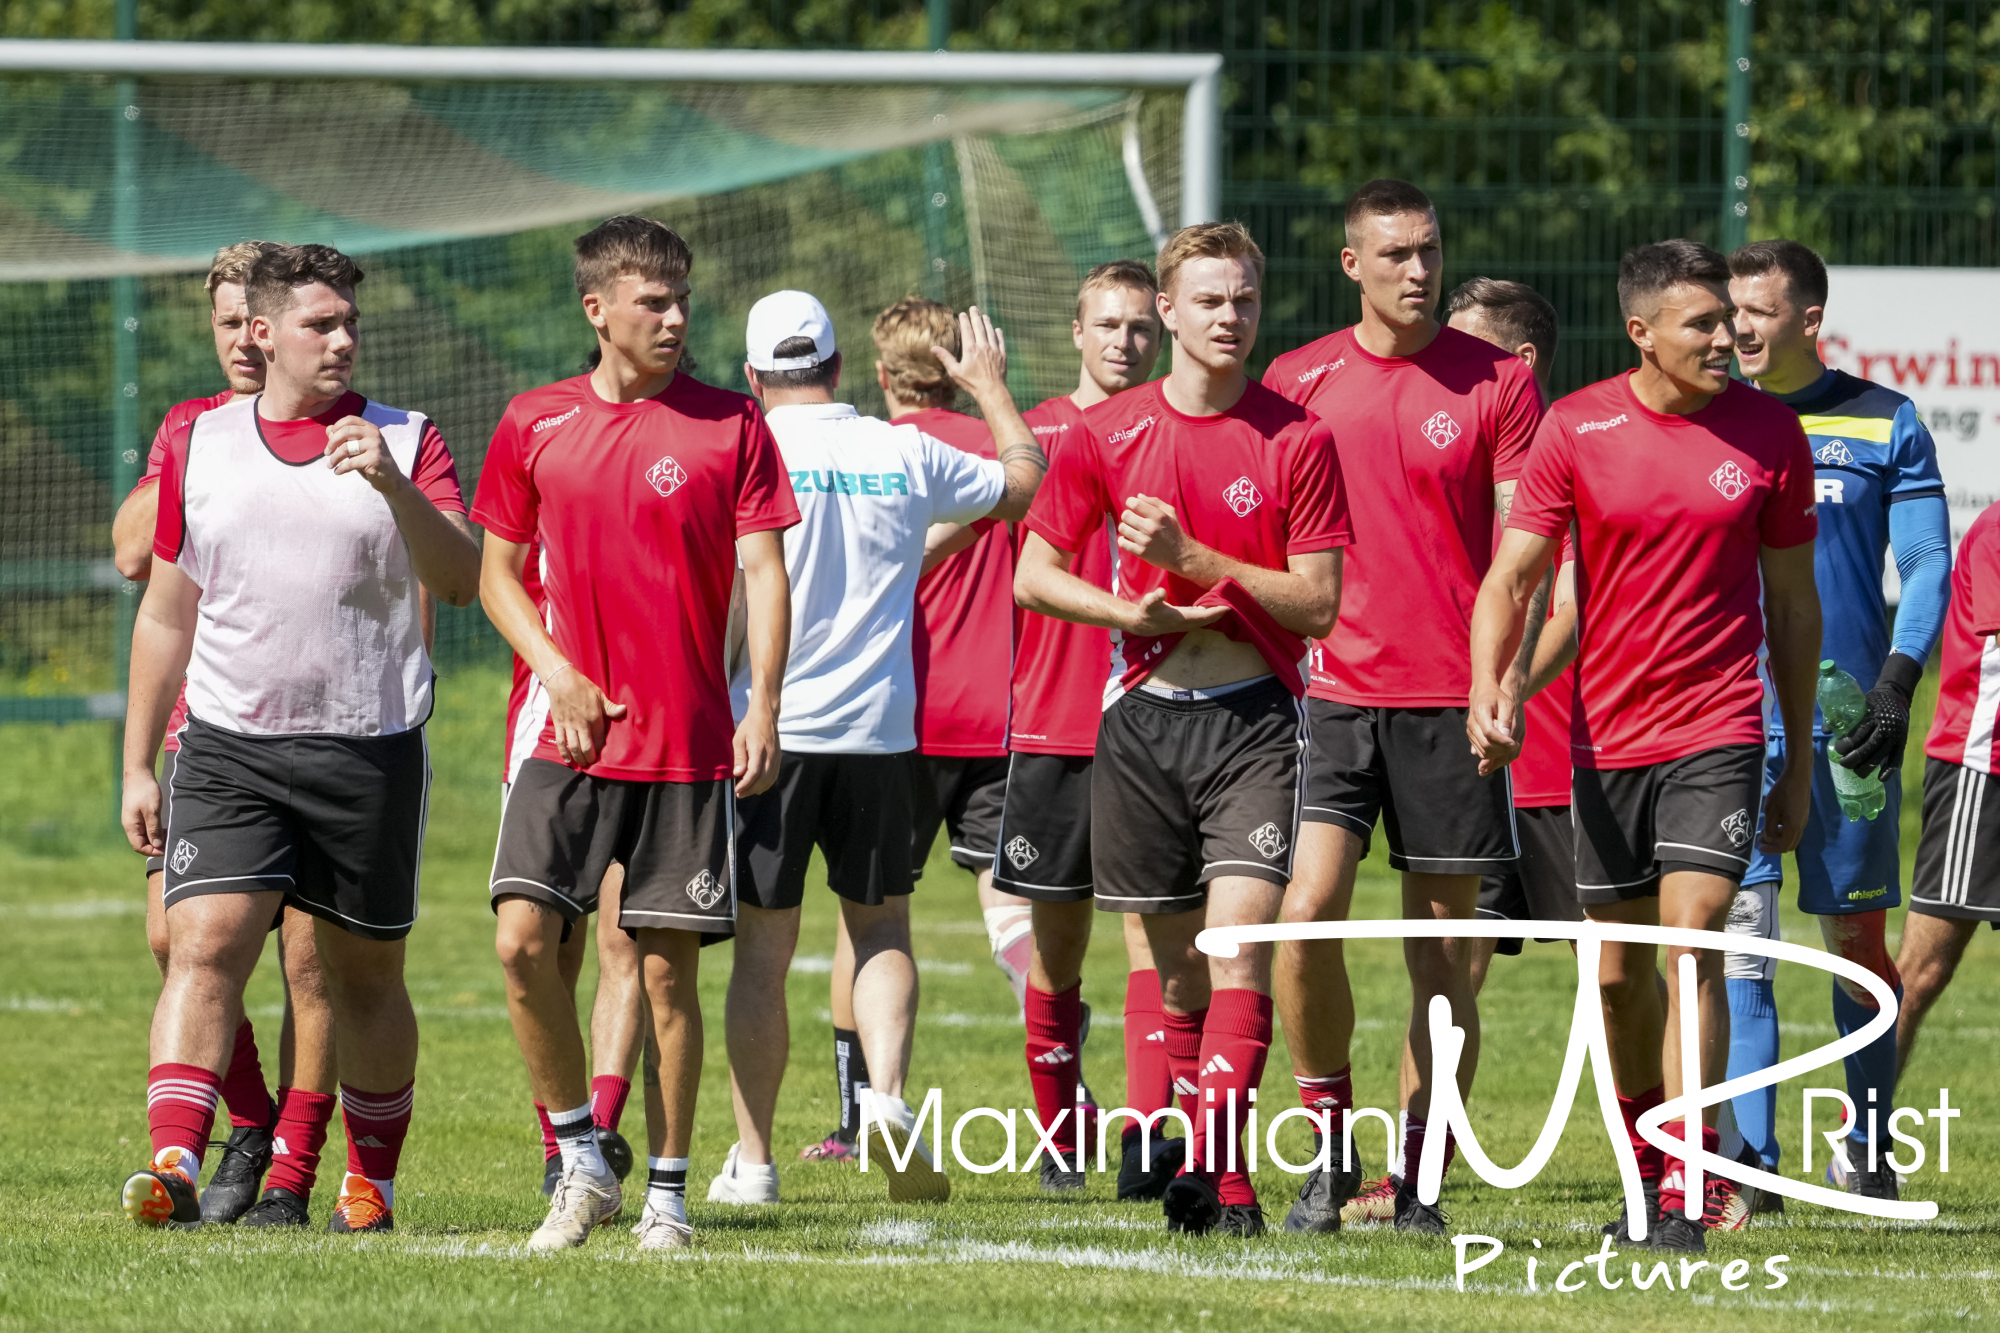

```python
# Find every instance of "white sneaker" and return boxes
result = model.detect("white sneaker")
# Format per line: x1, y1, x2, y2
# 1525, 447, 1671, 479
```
706, 1142, 780, 1204
861, 1092, 951, 1203
528, 1163, 622, 1252
634, 1204, 694, 1252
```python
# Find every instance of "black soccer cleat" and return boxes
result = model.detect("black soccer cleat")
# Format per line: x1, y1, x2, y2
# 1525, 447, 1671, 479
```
238, 1186, 311, 1229
1215, 1203, 1267, 1237
1848, 1165, 1901, 1202
1647, 1212, 1707, 1253
1117, 1134, 1186, 1201
597, 1126, 634, 1182
1603, 1181, 1661, 1244
540, 1152, 561, 1198
1036, 1152, 1085, 1194
1281, 1160, 1364, 1234
1392, 1178, 1448, 1236
1162, 1172, 1224, 1235
200, 1117, 276, 1224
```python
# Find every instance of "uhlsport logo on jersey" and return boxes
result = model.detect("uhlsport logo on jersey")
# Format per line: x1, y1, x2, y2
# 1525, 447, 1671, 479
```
1815, 439, 1856, 467
1107, 415, 1156, 445
1720, 808, 1752, 849
647, 455, 688, 497
1421, 410, 1462, 449
1249, 821, 1288, 859
1575, 413, 1629, 435
686, 869, 725, 910
1003, 835, 1039, 871
169, 839, 198, 876
1710, 460, 1751, 501
1296, 357, 1345, 385
1223, 476, 1264, 517
532, 405, 582, 434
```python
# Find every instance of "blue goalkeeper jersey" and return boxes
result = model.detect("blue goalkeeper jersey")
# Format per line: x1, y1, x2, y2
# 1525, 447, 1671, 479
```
1768, 369, 1945, 737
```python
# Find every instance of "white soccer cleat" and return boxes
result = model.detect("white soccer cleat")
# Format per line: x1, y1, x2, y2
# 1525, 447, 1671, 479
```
862, 1092, 951, 1204
633, 1204, 695, 1252
527, 1163, 622, 1252
706, 1142, 780, 1204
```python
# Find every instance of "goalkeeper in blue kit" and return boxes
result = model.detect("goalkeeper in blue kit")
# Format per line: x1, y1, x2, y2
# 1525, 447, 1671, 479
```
1722, 240, 1952, 1204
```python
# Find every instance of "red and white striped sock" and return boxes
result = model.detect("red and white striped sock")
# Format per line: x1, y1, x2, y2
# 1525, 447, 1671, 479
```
340, 1080, 414, 1207
147, 1063, 221, 1180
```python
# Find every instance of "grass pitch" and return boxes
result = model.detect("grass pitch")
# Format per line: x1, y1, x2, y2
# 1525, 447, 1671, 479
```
3, 670, 1998, 1331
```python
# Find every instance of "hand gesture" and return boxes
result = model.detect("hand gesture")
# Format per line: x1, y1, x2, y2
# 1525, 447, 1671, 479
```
932, 306, 1008, 400
325, 417, 407, 497
1118, 495, 1195, 575
1465, 680, 1523, 775
545, 663, 627, 769
1125, 588, 1228, 636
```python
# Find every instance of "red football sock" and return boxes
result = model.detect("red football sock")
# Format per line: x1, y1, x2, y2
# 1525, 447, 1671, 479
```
1161, 1005, 1207, 1132
533, 1101, 558, 1162
590, 1075, 631, 1134
147, 1063, 221, 1168
1618, 1083, 1667, 1185
1295, 1066, 1353, 1162
1401, 1114, 1457, 1183
340, 1081, 415, 1189
264, 1086, 337, 1199
1025, 982, 1089, 1162
219, 1019, 274, 1130
1121, 970, 1173, 1141
1191, 989, 1272, 1207
1659, 1120, 1720, 1219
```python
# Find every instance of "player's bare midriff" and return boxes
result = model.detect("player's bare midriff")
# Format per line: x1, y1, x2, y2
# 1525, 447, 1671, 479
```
1145, 628, 1271, 691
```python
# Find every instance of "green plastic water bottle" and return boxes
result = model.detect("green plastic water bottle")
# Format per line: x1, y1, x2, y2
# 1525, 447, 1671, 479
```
1816, 660, 1886, 821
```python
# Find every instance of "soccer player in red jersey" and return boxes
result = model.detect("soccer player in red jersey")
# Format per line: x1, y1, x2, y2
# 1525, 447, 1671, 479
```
476, 218, 797, 1254
121, 244, 481, 1234
1260, 181, 1544, 1236
1470, 240, 1822, 1254
1018, 222, 1351, 1236
1001, 259, 1188, 1198
108, 241, 341, 1228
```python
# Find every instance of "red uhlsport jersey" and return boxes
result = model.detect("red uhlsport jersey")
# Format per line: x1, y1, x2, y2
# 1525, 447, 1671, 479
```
1508, 375, 1817, 770
137, 391, 234, 753
1511, 530, 1576, 808
1024, 377, 1353, 702
1925, 502, 2000, 774
501, 535, 548, 785
1264, 324, 1541, 706
1010, 395, 1117, 755
472, 373, 800, 783
899, 407, 1015, 757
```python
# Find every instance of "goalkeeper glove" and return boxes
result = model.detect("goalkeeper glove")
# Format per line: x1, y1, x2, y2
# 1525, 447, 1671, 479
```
1832, 651, 1922, 779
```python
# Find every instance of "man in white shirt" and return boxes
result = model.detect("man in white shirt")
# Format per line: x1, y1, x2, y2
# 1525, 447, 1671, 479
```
711, 290, 1045, 1207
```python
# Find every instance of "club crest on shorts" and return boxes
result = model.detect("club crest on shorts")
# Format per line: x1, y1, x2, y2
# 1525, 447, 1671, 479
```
1709, 461, 1750, 501
1720, 808, 1752, 849
169, 839, 198, 876
686, 869, 724, 909
1249, 821, 1288, 859
647, 455, 687, 497
1223, 476, 1263, 517
1421, 410, 1461, 449
1004, 835, 1039, 871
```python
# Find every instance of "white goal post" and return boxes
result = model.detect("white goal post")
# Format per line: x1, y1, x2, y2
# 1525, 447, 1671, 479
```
0, 40, 1225, 227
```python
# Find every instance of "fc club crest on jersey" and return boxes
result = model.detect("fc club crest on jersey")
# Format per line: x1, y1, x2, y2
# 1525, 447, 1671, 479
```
686, 869, 725, 910
1223, 476, 1263, 517
1004, 835, 1039, 871
1249, 821, 1288, 859
1421, 410, 1461, 449
1814, 439, 1856, 468
647, 455, 688, 497
1720, 808, 1752, 850
1709, 461, 1750, 501
169, 839, 198, 876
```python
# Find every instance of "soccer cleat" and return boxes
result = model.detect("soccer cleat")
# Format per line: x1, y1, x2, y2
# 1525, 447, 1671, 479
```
634, 1205, 695, 1252
1647, 1212, 1707, 1253
1036, 1153, 1085, 1194
200, 1118, 275, 1224
529, 1163, 622, 1251
1392, 1179, 1448, 1236
1116, 1135, 1185, 1201
597, 1127, 634, 1182
1215, 1203, 1266, 1237
1848, 1165, 1901, 1202
1341, 1173, 1400, 1226
862, 1095, 951, 1203
1161, 1172, 1223, 1235
1702, 1173, 1751, 1232
326, 1174, 394, 1233
1603, 1181, 1661, 1244
706, 1142, 780, 1205
122, 1149, 202, 1230
800, 1129, 860, 1163
1281, 1160, 1364, 1234
540, 1152, 562, 1198
238, 1186, 311, 1229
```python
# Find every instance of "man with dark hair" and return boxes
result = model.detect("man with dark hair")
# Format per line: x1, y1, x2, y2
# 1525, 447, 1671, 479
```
1262, 181, 1545, 1237
477, 216, 798, 1253
1470, 238, 1822, 1253
121, 242, 481, 1235
1721, 238, 1948, 1203
1018, 220, 1351, 1237
1443, 278, 1559, 384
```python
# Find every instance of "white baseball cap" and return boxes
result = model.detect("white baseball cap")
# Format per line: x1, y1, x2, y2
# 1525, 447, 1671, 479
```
745, 289, 837, 371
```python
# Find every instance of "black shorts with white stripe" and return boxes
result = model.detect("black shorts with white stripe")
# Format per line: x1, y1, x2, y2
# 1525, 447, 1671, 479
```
1911, 757, 2000, 924
163, 717, 429, 941
490, 757, 735, 935
1301, 700, 1520, 875
1477, 803, 1582, 953
1090, 675, 1304, 914
1571, 744, 1764, 904
910, 753, 1008, 876
992, 752, 1094, 903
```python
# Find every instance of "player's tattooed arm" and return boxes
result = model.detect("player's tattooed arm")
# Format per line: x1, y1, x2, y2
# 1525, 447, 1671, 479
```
1467, 526, 1559, 773
933, 306, 1047, 522
1525, 556, 1578, 697
1493, 477, 1518, 528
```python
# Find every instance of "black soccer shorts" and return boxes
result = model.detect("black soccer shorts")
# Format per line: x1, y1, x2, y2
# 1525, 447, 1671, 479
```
1911, 757, 2000, 925
910, 753, 1009, 875
163, 717, 429, 941
1571, 744, 1765, 904
992, 752, 1094, 903
736, 752, 916, 910
1476, 803, 1582, 954
143, 750, 179, 878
